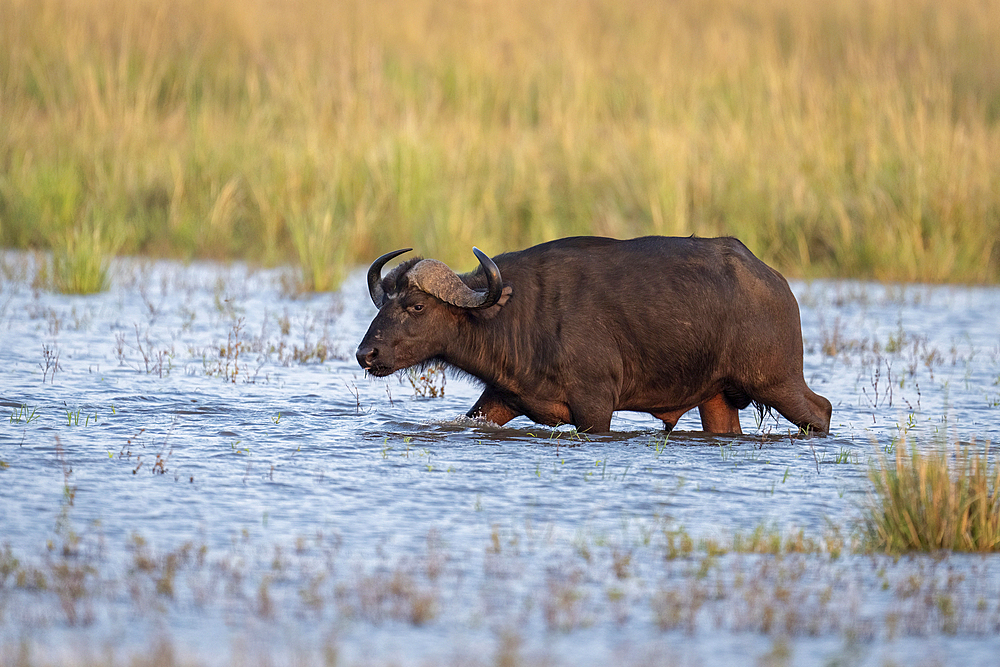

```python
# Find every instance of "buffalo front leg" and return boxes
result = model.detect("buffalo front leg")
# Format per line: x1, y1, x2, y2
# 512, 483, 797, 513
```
565, 394, 614, 434
697, 393, 743, 434
467, 388, 521, 426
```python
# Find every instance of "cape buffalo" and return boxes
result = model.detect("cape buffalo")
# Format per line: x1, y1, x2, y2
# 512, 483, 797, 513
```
356, 236, 832, 435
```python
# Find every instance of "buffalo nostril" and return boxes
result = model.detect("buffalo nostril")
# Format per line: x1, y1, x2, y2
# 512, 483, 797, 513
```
356, 345, 379, 369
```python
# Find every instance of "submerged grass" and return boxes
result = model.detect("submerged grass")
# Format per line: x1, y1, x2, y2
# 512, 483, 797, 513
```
863, 439, 1000, 553
2, 0, 999, 291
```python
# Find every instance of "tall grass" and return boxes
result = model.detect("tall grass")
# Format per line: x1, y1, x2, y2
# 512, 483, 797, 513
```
2, 0, 999, 290
862, 440, 1000, 553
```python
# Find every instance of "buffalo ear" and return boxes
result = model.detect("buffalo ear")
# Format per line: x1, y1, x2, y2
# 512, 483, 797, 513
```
472, 285, 512, 320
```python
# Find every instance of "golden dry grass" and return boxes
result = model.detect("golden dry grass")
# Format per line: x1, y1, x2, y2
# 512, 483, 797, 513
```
2, 0, 999, 290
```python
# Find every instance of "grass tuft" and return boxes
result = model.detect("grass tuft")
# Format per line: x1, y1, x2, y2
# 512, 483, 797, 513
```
42, 225, 121, 294
862, 439, 1000, 553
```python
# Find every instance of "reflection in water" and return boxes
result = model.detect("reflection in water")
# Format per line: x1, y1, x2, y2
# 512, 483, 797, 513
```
1, 256, 999, 665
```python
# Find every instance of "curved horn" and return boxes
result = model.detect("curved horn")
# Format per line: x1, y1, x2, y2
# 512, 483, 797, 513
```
407, 247, 503, 309
472, 247, 503, 308
367, 248, 411, 308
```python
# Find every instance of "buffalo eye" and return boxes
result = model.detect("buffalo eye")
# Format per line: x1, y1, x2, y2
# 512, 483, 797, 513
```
408, 303, 425, 314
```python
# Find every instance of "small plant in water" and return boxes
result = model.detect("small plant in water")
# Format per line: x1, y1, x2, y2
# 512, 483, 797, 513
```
151, 449, 172, 475
204, 317, 253, 382
834, 447, 860, 464
648, 434, 670, 457
407, 363, 446, 397
39, 344, 61, 384
9, 404, 39, 425
115, 324, 173, 376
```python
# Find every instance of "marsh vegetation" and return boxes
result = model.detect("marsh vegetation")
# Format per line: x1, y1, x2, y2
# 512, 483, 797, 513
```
2, 0, 1000, 293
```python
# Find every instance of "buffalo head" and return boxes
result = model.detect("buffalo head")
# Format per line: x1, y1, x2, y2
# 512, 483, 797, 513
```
356, 247, 505, 377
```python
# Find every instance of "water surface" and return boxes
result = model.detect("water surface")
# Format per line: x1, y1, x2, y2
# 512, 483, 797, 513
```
1, 255, 999, 665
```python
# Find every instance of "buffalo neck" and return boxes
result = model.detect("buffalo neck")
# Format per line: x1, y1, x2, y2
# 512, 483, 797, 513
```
439, 309, 529, 396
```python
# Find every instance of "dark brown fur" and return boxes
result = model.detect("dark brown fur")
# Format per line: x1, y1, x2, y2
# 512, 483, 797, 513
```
357, 236, 832, 435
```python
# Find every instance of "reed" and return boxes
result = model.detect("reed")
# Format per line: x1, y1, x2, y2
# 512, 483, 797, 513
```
862, 439, 1000, 553
2, 0, 999, 290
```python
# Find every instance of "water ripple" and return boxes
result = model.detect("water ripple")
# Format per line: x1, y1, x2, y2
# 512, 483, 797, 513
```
1, 258, 999, 665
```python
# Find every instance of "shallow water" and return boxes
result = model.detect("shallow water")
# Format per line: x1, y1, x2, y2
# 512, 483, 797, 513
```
1, 254, 999, 666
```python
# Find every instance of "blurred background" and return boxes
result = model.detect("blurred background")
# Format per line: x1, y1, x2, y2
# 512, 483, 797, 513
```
2, 0, 998, 292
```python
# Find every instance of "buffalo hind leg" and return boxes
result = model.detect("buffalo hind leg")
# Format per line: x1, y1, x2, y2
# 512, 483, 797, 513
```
756, 380, 832, 434
698, 393, 743, 434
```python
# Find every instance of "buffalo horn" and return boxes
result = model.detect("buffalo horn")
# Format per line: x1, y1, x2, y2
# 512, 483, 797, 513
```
366, 248, 412, 308
407, 247, 503, 309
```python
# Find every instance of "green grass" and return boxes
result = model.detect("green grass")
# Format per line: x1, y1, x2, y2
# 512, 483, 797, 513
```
45, 224, 119, 294
2, 0, 1000, 292
862, 439, 1000, 553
